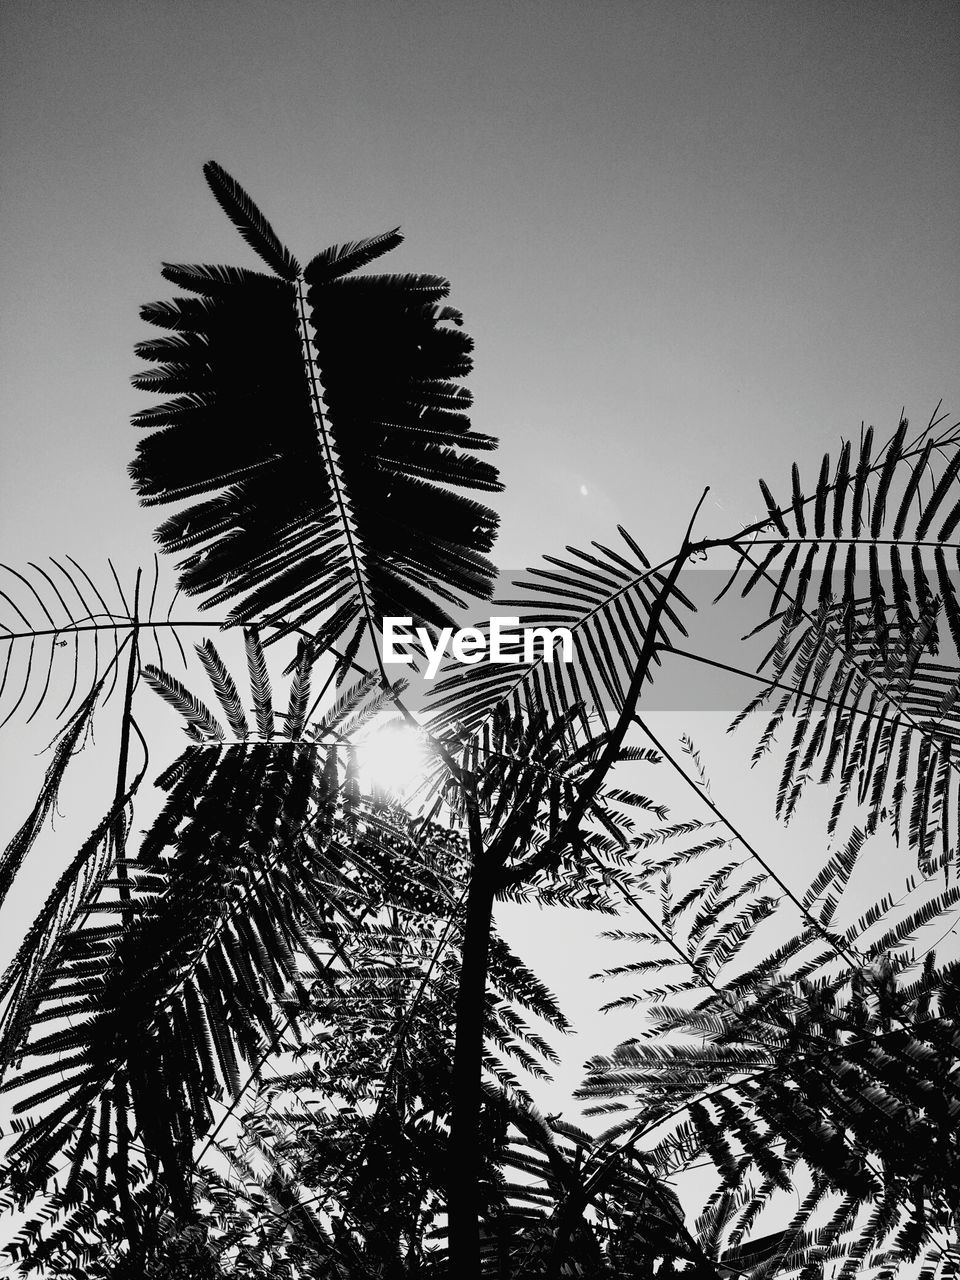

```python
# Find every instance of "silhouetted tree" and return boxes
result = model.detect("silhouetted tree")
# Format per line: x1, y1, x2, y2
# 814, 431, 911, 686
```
0, 163, 958, 1278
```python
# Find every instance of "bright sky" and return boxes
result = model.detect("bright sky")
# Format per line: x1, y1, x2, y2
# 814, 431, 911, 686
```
2, 2, 958, 573
0, 2, 959, 1235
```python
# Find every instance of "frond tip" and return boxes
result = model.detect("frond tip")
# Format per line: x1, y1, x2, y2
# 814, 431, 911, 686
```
202, 160, 301, 280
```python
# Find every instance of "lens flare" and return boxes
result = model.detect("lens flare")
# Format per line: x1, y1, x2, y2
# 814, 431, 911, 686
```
356, 723, 427, 797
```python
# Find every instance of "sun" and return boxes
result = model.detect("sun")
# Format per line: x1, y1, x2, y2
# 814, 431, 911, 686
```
356, 722, 428, 797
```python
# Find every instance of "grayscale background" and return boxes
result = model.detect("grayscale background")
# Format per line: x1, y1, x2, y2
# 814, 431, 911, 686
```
1, 0, 958, 1176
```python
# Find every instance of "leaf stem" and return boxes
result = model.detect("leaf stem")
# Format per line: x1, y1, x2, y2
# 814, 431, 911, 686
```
294, 279, 389, 685
112, 570, 141, 903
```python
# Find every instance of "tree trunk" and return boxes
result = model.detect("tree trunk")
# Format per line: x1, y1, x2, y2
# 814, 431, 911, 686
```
447, 859, 496, 1278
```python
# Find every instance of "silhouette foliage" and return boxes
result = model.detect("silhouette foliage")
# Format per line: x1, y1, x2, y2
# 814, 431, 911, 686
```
0, 164, 958, 1279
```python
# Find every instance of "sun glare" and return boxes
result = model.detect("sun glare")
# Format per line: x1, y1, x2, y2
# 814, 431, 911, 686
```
356, 723, 427, 797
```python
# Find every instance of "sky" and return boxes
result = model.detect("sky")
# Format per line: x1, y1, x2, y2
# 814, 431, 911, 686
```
2, 1, 958, 574
0, 0, 959, 1239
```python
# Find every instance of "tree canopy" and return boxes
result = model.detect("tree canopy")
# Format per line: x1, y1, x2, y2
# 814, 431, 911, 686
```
0, 163, 958, 1279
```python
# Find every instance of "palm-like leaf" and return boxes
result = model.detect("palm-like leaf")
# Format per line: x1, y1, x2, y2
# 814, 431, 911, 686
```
483, 1091, 720, 1278
0, 672, 138, 1081
724, 412, 960, 871
0, 556, 186, 729
129, 161, 502, 657
202, 160, 301, 281
577, 796, 960, 1278
0, 646, 411, 1239
427, 526, 695, 738
1, 741, 330, 1205
732, 596, 960, 872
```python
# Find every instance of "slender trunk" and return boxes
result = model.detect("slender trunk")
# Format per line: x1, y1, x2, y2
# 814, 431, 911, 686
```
444, 497, 709, 1273
447, 857, 496, 1277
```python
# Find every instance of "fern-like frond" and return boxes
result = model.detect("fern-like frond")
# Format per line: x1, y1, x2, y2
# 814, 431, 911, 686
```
1, 739, 336, 1213
202, 160, 301, 281
427, 526, 695, 738
141, 665, 224, 741
195, 638, 248, 738
303, 228, 404, 283
0, 556, 186, 730
243, 625, 274, 739
578, 853, 960, 1278
735, 594, 960, 872
130, 161, 502, 660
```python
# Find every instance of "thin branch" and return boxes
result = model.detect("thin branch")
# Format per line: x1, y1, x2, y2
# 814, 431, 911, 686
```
633, 715, 863, 972
499, 489, 711, 889
112, 569, 141, 904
